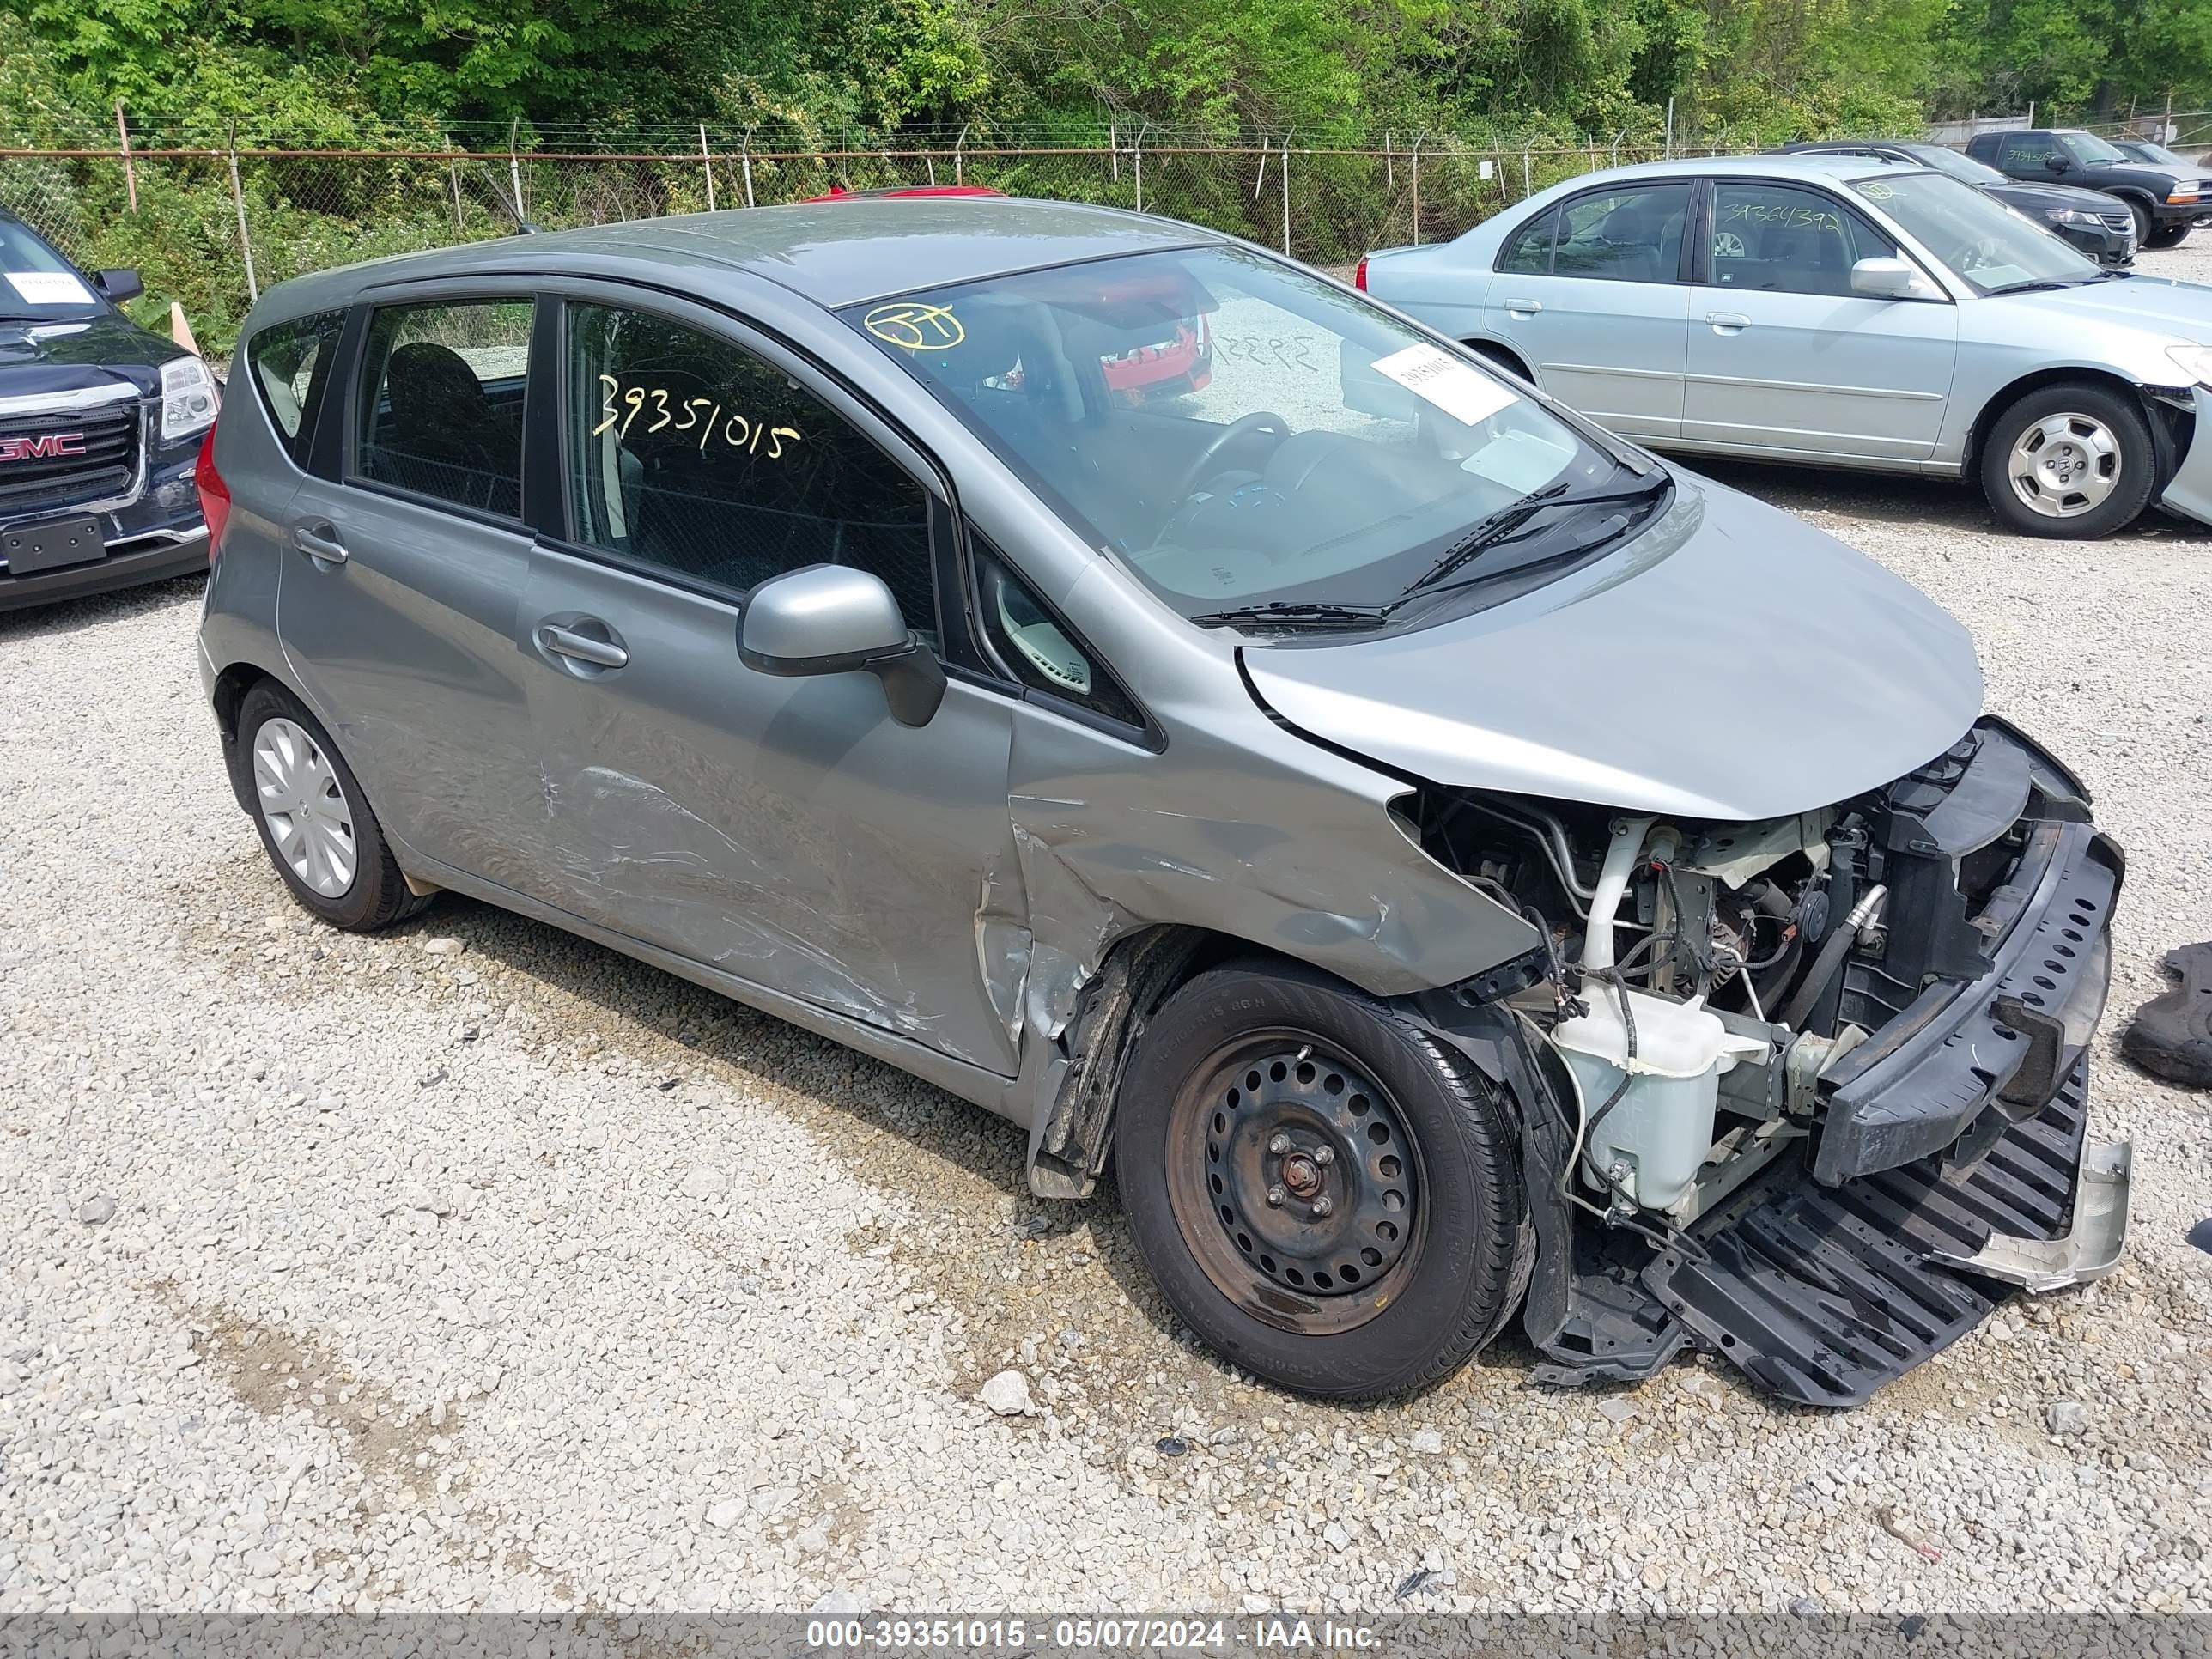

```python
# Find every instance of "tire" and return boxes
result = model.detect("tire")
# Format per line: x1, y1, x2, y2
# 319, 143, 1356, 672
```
1114, 959, 1531, 1400
2148, 222, 2191, 249
1978, 381, 2157, 538
2127, 199, 2153, 246
234, 680, 432, 931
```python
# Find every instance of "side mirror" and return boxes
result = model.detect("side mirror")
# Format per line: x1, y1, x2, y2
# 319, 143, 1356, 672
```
738, 563, 946, 728
1850, 256, 1924, 299
94, 268, 143, 302
2045, 153, 2071, 174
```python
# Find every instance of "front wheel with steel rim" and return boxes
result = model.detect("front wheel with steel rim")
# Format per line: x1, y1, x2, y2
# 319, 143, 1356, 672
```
1980, 382, 2156, 538
233, 680, 433, 931
1115, 960, 1531, 1400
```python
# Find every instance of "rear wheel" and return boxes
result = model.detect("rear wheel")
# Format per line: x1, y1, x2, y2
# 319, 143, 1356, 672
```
235, 680, 432, 931
1115, 961, 1530, 1399
2148, 222, 2191, 249
1979, 382, 2157, 538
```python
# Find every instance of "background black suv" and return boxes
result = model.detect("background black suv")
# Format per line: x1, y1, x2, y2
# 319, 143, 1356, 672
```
1778, 139, 2136, 264
1966, 127, 2212, 247
1, 208, 217, 612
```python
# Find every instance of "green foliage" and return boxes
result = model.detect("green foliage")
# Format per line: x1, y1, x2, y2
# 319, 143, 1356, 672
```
9, 0, 2212, 356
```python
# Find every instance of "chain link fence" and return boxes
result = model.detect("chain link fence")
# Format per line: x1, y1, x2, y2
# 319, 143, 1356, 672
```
3, 133, 1784, 354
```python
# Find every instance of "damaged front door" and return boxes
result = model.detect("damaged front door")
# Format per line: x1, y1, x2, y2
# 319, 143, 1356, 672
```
514, 294, 1026, 1074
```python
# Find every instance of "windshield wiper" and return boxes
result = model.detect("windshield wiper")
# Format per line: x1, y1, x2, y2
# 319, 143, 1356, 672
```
1186, 599, 1397, 629
1982, 278, 2086, 295
1400, 477, 1664, 598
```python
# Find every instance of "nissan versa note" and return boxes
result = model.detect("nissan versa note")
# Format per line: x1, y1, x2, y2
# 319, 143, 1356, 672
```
196, 198, 2130, 1407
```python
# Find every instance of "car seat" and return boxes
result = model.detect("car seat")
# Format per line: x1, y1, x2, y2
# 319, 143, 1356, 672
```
372, 342, 518, 515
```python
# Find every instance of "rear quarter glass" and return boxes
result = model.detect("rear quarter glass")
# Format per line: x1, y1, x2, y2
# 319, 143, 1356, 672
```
245, 310, 349, 465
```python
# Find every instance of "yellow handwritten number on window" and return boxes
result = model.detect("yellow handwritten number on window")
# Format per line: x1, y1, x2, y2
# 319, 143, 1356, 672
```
592, 375, 801, 458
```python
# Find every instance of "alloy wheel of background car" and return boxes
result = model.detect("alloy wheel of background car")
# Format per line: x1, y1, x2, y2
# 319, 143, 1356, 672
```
1168, 1030, 1424, 1331
234, 681, 434, 932
1115, 961, 1530, 1399
1980, 382, 2156, 538
252, 716, 358, 899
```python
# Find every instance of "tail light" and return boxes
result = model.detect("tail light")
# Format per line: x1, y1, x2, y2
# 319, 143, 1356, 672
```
1354, 255, 1369, 291
194, 423, 230, 564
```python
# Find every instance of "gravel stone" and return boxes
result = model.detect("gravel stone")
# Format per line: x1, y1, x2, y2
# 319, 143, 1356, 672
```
2046, 1399, 2088, 1437
75, 1195, 118, 1226
2, 238, 2209, 1617
979, 1370, 1033, 1416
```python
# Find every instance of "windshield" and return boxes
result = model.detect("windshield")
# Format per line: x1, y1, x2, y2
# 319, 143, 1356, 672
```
1850, 171, 2099, 291
1909, 145, 2008, 185
846, 246, 1656, 625
0, 218, 106, 322
2058, 131, 2128, 165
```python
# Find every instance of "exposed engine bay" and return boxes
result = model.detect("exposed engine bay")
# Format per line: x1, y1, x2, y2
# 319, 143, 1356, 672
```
1409, 717, 2133, 1405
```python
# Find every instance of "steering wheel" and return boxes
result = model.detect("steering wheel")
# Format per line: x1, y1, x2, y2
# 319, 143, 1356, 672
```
1165, 411, 1291, 503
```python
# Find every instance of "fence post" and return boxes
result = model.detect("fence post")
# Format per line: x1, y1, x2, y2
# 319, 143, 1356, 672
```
1385, 131, 1394, 189
1410, 138, 1422, 245
742, 132, 756, 208
954, 124, 969, 186
700, 124, 716, 211
115, 101, 137, 212
2026, 101, 2034, 128
1133, 136, 1143, 213
1522, 143, 1532, 200
449, 161, 463, 229
1281, 136, 1291, 257
1664, 98, 1674, 159
227, 126, 258, 302
508, 117, 526, 223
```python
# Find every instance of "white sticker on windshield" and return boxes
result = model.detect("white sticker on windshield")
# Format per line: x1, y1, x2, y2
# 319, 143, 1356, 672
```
1370, 343, 1517, 427
6, 270, 95, 306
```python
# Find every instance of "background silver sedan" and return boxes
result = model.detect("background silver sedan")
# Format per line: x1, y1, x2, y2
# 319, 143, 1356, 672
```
1360, 153, 2212, 538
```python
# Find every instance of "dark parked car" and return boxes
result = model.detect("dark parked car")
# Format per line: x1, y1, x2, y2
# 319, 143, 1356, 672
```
2110, 137, 2202, 170
194, 198, 2130, 1407
1778, 139, 2136, 264
1967, 127, 2212, 247
0, 208, 219, 611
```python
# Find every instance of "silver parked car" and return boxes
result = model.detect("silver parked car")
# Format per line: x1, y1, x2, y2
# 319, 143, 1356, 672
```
1358, 153, 2212, 538
197, 198, 2128, 1407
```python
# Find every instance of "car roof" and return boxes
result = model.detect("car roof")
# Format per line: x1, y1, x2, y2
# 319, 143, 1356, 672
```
270, 197, 1226, 313
1528, 153, 1929, 192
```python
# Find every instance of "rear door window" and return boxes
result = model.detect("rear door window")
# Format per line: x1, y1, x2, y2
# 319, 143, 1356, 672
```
1549, 185, 1691, 283
355, 299, 532, 518
246, 310, 347, 465
1497, 210, 1558, 274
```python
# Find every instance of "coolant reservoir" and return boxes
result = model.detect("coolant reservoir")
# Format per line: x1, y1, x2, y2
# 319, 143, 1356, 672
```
1552, 989, 1767, 1216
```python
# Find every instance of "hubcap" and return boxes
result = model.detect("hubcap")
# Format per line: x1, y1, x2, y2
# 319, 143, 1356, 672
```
2008, 413, 2121, 519
252, 716, 357, 898
1169, 1034, 1422, 1334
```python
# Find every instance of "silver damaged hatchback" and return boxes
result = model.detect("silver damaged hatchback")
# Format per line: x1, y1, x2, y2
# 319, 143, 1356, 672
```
197, 198, 2132, 1407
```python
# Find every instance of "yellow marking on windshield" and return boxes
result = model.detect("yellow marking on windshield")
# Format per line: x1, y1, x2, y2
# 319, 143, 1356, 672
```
864, 301, 965, 351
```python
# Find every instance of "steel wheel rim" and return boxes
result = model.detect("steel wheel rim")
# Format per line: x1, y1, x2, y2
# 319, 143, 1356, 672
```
252, 716, 358, 898
1165, 1029, 1425, 1337
2008, 413, 2121, 519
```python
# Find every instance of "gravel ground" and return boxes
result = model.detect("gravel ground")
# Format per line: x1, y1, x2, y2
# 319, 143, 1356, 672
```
5, 246, 2211, 1620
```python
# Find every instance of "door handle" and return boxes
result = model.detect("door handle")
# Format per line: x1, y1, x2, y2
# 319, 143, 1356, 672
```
1504, 298, 1543, 316
1705, 312, 1752, 333
291, 523, 347, 564
537, 623, 629, 669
